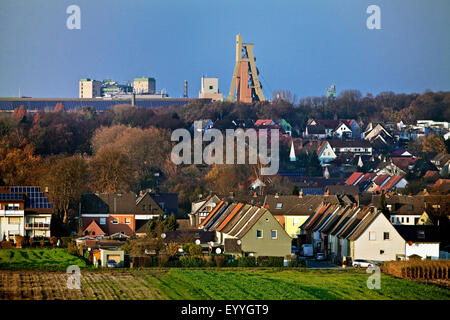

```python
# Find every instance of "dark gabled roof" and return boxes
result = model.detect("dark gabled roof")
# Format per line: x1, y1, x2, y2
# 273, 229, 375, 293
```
325, 185, 359, 196
234, 208, 269, 239
265, 195, 325, 216
371, 195, 425, 215
150, 193, 178, 216
207, 203, 238, 231
301, 203, 332, 231
329, 139, 371, 149
163, 230, 216, 243
320, 206, 353, 234
203, 202, 230, 230
394, 225, 441, 243
220, 204, 255, 234
338, 207, 372, 239
81, 193, 110, 214
347, 208, 380, 241
328, 206, 359, 236
224, 238, 242, 254
306, 124, 326, 135
311, 204, 341, 233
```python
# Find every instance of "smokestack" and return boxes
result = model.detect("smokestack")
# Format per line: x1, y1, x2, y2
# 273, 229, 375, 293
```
183, 80, 188, 98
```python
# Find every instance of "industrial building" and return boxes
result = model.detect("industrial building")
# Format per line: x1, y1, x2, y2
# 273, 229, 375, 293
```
198, 77, 223, 101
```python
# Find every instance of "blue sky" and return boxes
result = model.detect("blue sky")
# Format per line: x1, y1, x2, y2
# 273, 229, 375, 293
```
0, 0, 449, 98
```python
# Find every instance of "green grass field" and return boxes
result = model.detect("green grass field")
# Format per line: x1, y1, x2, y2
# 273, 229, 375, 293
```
1, 269, 449, 300
0, 248, 88, 271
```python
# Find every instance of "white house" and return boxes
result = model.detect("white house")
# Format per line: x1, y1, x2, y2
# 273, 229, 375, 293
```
394, 226, 441, 260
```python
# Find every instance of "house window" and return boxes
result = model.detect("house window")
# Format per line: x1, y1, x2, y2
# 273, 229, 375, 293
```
380, 250, 384, 255
271, 230, 277, 239
406, 217, 409, 223
391, 217, 394, 223
293, 218, 299, 226
125, 218, 131, 224
417, 230, 425, 239
99, 218, 106, 225
401, 217, 404, 223
256, 230, 263, 239
276, 203, 283, 209
369, 232, 376, 241
112, 218, 119, 224
143, 205, 146, 211
8, 217, 21, 224
383, 232, 389, 240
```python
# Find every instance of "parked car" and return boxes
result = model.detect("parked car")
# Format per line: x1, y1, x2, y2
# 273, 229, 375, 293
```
107, 260, 118, 268
352, 259, 374, 268
315, 252, 326, 261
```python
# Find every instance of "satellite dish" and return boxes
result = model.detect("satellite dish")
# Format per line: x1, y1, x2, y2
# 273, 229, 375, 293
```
161, 233, 166, 239
215, 248, 222, 254
195, 239, 201, 245
237, 240, 241, 245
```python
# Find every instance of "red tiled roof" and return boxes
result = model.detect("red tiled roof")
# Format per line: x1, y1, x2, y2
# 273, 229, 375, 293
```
345, 172, 363, 185
255, 119, 274, 126
392, 157, 418, 171
83, 220, 105, 236
424, 170, 439, 179
357, 173, 376, 184
381, 176, 403, 191
372, 174, 390, 186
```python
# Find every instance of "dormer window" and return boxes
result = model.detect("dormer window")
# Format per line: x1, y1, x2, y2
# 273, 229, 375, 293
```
276, 203, 283, 209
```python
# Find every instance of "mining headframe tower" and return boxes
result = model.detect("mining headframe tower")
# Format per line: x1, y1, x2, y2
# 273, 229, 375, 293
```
228, 34, 265, 104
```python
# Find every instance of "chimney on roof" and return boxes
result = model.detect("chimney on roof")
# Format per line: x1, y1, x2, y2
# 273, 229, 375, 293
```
299, 189, 303, 198
275, 192, 279, 198
253, 192, 257, 198
139, 190, 144, 196
44, 186, 49, 193
229, 192, 234, 198
324, 189, 329, 196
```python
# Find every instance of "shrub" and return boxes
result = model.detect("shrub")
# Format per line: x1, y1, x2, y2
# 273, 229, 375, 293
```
29, 237, 35, 247
237, 256, 257, 267
202, 255, 214, 267
257, 256, 284, 267
60, 237, 72, 248
381, 259, 450, 281
0, 241, 14, 249
189, 244, 203, 256
214, 255, 226, 267
39, 239, 45, 247
49, 236, 57, 247
67, 241, 79, 256
14, 236, 24, 248
157, 254, 170, 267
288, 258, 306, 268
179, 255, 206, 268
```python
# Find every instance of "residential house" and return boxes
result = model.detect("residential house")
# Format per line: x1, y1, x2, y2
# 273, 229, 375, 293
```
188, 194, 221, 227
0, 186, 53, 241
395, 225, 441, 260
264, 194, 336, 238
328, 139, 373, 156
81, 191, 174, 237
306, 119, 360, 139
200, 201, 292, 257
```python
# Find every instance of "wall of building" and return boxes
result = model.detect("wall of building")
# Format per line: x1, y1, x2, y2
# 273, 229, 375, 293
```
405, 243, 440, 260
240, 210, 291, 257
353, 215, 405, 261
